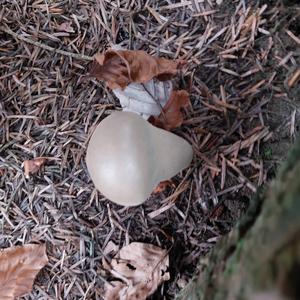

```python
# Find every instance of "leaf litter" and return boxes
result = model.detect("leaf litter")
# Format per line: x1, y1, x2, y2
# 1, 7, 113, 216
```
90, 47, 185, 122
103, 242, 169, 300
149, 90, 190, 130
91, 48, 190, 127
24, 157, 47, 178
0, 244, 48, 300
55, 22, 75, 33
89, 49, 185, 89
113, 79, 172, 119
1, 1, 299, 299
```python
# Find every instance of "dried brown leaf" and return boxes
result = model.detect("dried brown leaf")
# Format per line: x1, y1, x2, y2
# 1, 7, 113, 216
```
104, 281, 128, 300
153, 180, 175, 194
241, 11, 260, 37
149, 90, 190, 130
0, 244, 48, 300
89, 49, 184, 89
24, 157, 47, 178
104, 242, 169, 300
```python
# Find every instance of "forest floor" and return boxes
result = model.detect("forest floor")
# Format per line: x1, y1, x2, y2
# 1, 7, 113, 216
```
0, 0, 299, 299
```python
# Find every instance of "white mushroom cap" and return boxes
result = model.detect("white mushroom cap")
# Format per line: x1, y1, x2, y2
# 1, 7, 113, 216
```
86, 111, 193, 206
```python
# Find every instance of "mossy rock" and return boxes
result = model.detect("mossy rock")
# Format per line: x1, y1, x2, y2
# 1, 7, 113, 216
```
178, 138, 300, 300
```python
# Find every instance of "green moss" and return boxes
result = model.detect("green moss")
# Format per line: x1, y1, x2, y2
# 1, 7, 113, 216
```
224, 254, 237, 278
180, 138, 300, 300
263, 147, 273, 160
236, 239, 245, 257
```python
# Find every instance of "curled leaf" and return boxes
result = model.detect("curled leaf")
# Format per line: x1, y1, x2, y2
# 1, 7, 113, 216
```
113, 79, 172, 119
240, 10, 260, 37
24, 157, 47, 178
104, 242, 170, 300
0, 244, 48, 300
89, 49, 184, 89
153, 180, 175, 194
149, 90, 190, 130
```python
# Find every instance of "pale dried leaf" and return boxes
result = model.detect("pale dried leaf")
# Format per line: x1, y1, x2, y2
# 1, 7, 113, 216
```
104, 242, 169, 300
105, 281, 158, 300
56, 22, 75, 33
0, 244, 48, 300
102, 257, 111, 272
104, 281, 128, 300
24, 157, 47, 178
241, 11, 260, 37
103, 241, 119, 255
113, 79, 172, 119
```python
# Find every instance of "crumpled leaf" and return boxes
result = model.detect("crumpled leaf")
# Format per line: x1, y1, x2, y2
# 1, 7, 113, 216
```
104, 242, 169, 300
113, 79, 172, 119
89, 49, 184, 89
149, 90, 190, 130
153, 180, 175, 194
0, 244, 48, 300
240, 10, 260, 37
24, 157, 47, 178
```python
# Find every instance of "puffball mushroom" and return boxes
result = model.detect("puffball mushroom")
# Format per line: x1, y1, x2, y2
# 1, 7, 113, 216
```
86, 111, 193, 206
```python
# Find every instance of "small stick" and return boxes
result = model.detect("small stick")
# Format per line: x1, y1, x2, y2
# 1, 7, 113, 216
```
287, 68, 300, 88
0, 26, 94, 61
